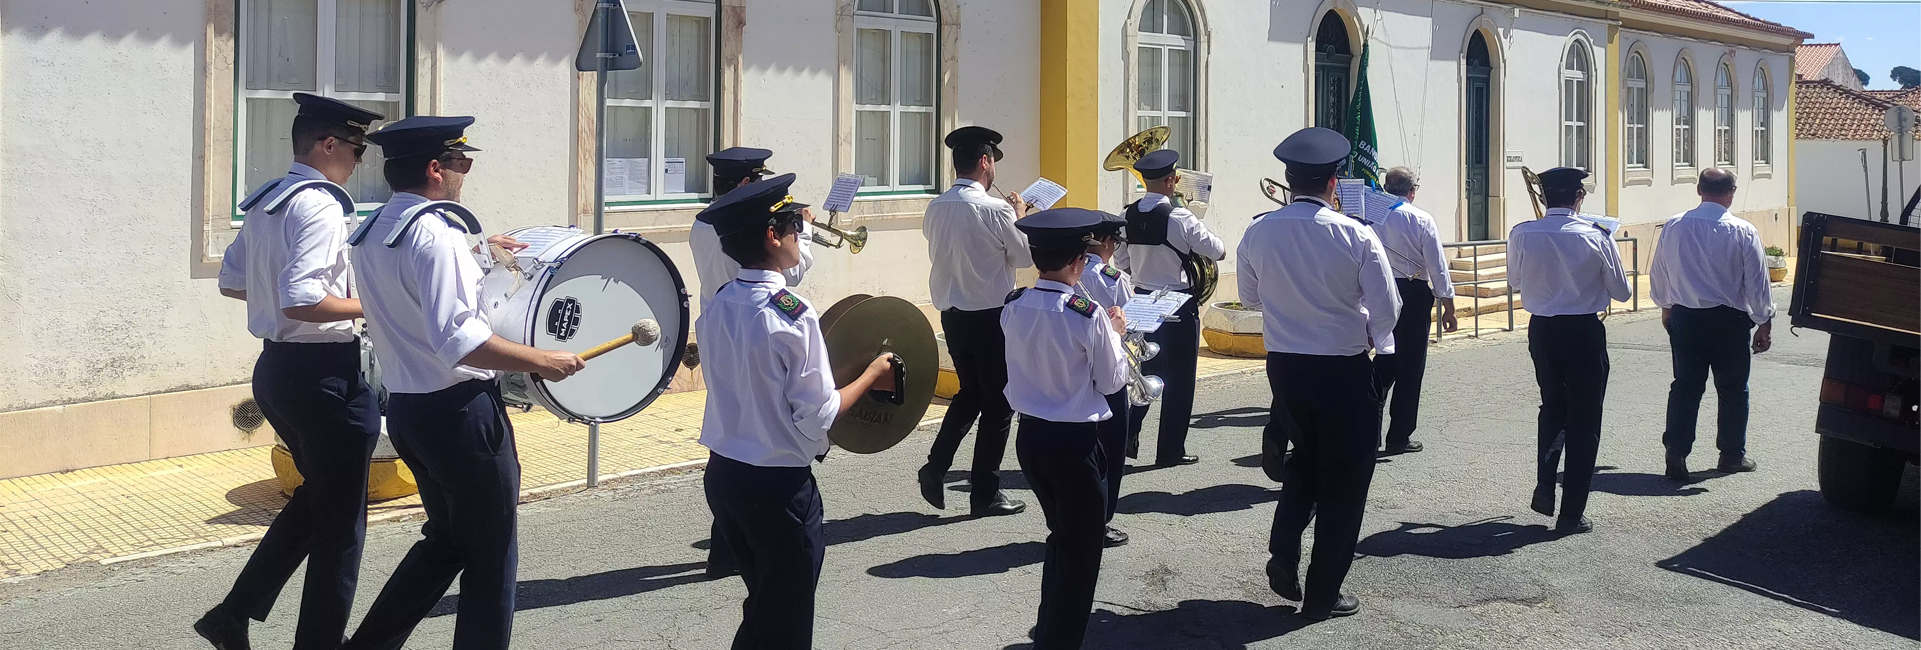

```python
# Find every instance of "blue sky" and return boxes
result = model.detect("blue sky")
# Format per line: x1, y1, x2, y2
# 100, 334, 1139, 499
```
1717, 1, 1921, 90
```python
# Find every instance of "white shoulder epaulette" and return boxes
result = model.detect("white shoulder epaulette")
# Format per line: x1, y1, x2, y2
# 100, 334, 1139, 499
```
262, 179, 356, 217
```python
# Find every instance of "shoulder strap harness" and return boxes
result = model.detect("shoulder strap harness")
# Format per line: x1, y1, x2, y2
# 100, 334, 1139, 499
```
236, 179, 286, 212
347, 201, 482, 248
262, 180, 356, 217
1123, 200, 1174, 247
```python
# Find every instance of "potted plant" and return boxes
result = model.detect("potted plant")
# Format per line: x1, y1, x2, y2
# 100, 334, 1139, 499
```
1765, 245, 1789, 282
1201, 301, 1266, 358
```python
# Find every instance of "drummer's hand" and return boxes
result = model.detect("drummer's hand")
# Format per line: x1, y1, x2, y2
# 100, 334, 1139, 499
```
487, 235, 529, 253
1106, 306, 1127, 335
537, 351, 585, 382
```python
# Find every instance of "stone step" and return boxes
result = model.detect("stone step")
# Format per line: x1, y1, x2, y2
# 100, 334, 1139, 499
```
1454, 280, 1514, 299
1454, 293, 1523, 317
1449, 243, 1505, 258
1449, 266, 1508, 283
1449, 252, 1507, 271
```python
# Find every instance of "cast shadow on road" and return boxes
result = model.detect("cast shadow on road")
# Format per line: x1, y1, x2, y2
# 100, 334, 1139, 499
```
1586, 465, 1714, 497
1117, 484, 1277, 517
1001, 600, 1311, 649
1191, 407, 1269, 430
1356, 516, 1559, 560
1657, 488, 1921, 640
425, 562, 708, 618
945, 470, 1032, 493
867, 541, 1045, 579
693, 511, 973, 551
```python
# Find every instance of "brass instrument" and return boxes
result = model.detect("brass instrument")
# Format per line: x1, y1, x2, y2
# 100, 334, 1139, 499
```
1258, 177, 1342, 212
1122, 331, 1165, 406
1521, 166, 1546, 219
810, 210, 869, 253
1104, 126, 1218, 304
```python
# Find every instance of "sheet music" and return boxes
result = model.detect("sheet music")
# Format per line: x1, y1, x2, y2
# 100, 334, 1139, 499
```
1122, 291, 1193, 333
1362, 187, 1403, 225
1335, 178, 1369, 222
1175, 170, 1213, 203
822, 173, 864, 213
1579, 214, 1622, 236
1020, 177, 1069, 211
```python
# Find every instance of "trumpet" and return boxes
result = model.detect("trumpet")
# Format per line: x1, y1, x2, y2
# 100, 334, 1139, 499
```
810, 210, 868, 253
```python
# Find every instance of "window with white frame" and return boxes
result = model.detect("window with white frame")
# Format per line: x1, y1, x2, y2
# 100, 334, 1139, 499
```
605, 1, 716, 203
239, 0, 407, 212
1752, 66, 1771, 165
1135, 0, 1198, 159
1625, 52, 1650, 169
1560, 41, 1592, 170
1674, 58, 1695, 168
854, 0, 939, 192
1714, 62, 1735, 166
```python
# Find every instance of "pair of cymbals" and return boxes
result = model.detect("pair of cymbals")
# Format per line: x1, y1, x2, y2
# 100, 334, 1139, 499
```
819, 295, 938, 454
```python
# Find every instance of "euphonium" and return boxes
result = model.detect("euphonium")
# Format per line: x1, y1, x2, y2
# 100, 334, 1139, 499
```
1122, 330, 1165, 407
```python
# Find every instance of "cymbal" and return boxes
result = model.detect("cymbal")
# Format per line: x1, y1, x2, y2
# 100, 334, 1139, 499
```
821, 295, 937, 454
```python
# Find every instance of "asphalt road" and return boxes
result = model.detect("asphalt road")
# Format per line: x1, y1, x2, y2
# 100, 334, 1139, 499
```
4, 288, 1918, 649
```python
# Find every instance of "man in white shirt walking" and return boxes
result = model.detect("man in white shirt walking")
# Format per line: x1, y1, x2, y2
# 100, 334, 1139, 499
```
1506, 167, 1632, 535
918, 126, 1030, 517
1650, 168, 1773, 480
1370, 167, 1459, 455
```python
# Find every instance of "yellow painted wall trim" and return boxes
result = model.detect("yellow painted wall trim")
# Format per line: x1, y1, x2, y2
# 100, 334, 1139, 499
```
1606, 25, 1622, 218
1038, 0, 1100, 209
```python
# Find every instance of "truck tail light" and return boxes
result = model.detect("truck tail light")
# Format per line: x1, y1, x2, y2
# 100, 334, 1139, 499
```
1821, 378, 1914, 421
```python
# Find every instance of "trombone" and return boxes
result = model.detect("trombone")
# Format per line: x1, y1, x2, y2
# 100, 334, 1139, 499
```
810, 210, 868, 253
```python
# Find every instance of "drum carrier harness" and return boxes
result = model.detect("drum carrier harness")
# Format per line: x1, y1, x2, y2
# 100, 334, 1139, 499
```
1123, 198, 1206, 295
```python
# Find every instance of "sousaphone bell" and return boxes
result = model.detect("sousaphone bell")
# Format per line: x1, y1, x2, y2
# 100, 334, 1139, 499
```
818, 294, 938, 453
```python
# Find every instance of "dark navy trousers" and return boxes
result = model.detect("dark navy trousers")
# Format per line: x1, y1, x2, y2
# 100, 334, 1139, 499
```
1662, 305, 1754, 460
928, 307, 1014, 505
223, 340, 379, 649
1100, 391, 1131, 523
1129, 289, 1200, 463
1529, 314, 1610, 523
1371, 278, 1435, 449
1266, 352, 1381, 611
1015, 416, 1108, 650
703, 452, 825, 650
345, 379, 519, 650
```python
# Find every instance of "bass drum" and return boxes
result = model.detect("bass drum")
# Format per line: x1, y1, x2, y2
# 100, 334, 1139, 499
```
480, 226, 690, 423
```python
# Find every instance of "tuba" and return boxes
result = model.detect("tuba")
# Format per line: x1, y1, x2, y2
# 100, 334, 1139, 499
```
1105, 126, 1219, 304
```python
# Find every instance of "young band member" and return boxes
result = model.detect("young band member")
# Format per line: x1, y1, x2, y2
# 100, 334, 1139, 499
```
1507, 167, 1632, 534
695, 173, 896, 650
1118, 149, 1225, 467
1651, 167, 1773, 479
1079, 212, 1133, 548
690, 147, 816, 311
201, 93, 384, 650
1370, 167, 1460, 454
340, 116, 586, 650
1239, 128, 1400, 619
919, 126, 1030, 517
1003, 208, 1131, 649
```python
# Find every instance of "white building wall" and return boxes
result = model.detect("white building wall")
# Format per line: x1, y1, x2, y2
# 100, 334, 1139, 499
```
1798, 139, 1920, 221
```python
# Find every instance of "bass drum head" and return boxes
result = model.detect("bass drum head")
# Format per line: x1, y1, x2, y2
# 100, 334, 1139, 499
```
525, 234, 690, 422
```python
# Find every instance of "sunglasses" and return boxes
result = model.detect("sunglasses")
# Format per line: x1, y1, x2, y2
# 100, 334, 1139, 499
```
440, 156, 475, 174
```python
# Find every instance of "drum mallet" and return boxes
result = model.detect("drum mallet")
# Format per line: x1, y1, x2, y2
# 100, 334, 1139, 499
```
579, 319, 661, 362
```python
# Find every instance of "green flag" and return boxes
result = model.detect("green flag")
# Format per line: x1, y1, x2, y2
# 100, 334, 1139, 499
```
1343, 43, 1380, 187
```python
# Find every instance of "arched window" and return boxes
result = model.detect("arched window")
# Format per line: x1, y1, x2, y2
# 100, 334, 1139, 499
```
1752, 66, 1772, 165
1674, 57, 1695, 168
1625, 52, 1650, 169
1135, 0, 1198, 157
1313, 12, 1353, 133
1560, 40, 1592, 170
1714, 62, 1735, 166
605, 0, 719, 202
854, 0, 940, 190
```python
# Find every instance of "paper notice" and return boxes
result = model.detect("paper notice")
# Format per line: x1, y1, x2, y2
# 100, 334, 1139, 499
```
1175, 170, 1214, 203
1020, 177, 1069, 211
664, 158, 686, 194
823, 173, 864, 213
1121, 290, 1193, 333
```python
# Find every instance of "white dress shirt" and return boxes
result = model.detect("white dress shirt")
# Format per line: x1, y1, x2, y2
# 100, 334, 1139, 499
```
350, 192, 496, 394
1650, 202, 1776, 325
923, 179, 1032, 311
1116, 193, 1227, 291
697, 269, 841, 467
1370, 200, 1457, 299
1237, 197, 1402, 356
690, 218, 813, 312
218, 163, 358, 343
1001, 280, 1129, 423
1077, 253, 1132, 310
1507, 208, 1633, 317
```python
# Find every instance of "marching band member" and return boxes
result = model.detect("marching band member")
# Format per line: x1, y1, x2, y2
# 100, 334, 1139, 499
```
690, 147, 816, 311
201, 93, 384, 650
1651, 168, 1772, 479
1002, 208, 1131, 649
1079, 212, 1133, 548
918, 126, 1030, 517
340, 116, 585, 650
1118, 149, 1224, 467
1239, 128, 1400, 619
695, 173, 896, 650
1507, 167, 1631, 535
1370, 167, 1460, 455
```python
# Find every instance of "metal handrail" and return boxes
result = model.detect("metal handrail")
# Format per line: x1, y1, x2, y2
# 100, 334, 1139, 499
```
1432, 237, 1641, 342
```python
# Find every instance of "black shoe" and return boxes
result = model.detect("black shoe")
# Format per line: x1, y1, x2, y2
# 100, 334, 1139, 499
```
1301, 594, 1361, 620
703, 563, 740, 580
1717, 456, 1757, 473
1158, 455, 1200, 467
971, 493, 1026, 517
1665, 453, 1690, 482
1556, 516, 1593, 534
917, 464, 946, 510
1103, 527, 1130, 548
1265, 558, 1302, 601
1382, 440, 1424, 455
193, 605, 252, 650
1530, 486, 1555, 518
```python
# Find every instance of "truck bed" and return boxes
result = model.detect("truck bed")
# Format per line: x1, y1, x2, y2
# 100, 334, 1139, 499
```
1789, 213, 1921, 347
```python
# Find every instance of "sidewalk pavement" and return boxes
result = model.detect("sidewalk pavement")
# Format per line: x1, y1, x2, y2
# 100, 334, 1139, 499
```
0, 352, 1267, 580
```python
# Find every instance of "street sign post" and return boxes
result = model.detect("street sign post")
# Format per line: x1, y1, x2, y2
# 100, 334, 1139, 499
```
575, 0, 643, 487
1887, 106, 1915, 162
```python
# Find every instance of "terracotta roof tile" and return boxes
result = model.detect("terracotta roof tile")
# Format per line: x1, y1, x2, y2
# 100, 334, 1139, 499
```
1867, 88, 1921, 111
1795, 43, 1841, 80
1796, 79, 1918, 141
1624, 0, 1814, 39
